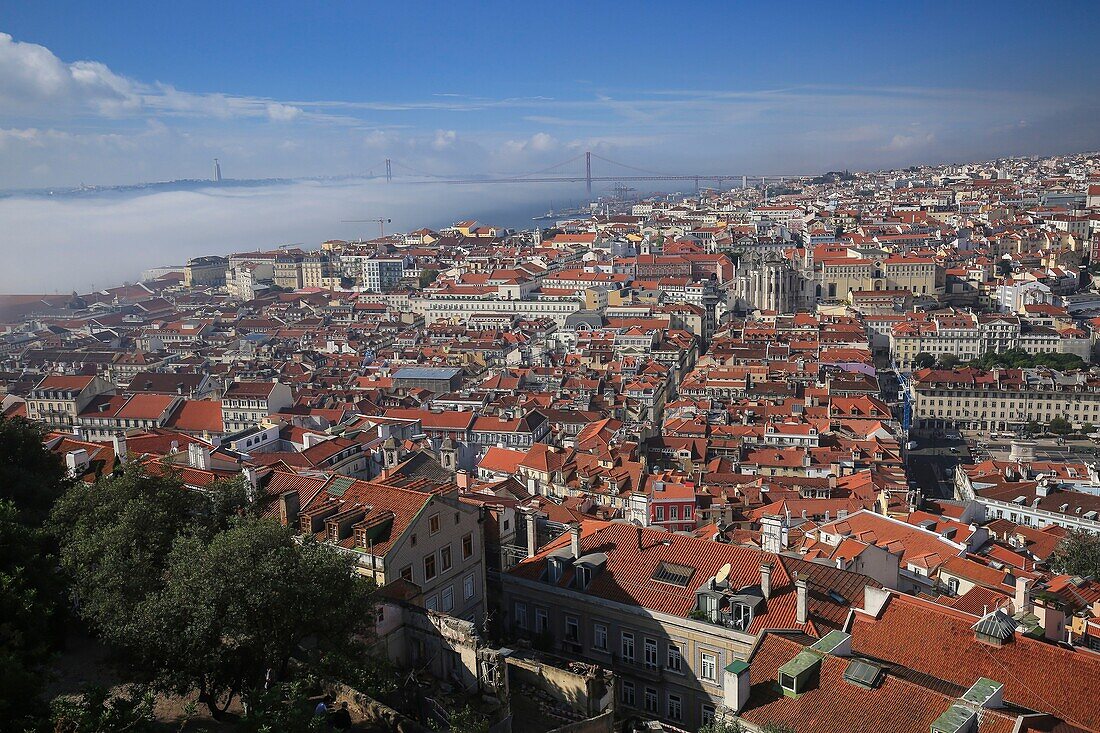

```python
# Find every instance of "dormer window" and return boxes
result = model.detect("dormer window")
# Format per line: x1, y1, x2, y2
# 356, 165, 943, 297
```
548, 558, 563, 583
577, 565, 592, 589
731, 603, 753, 631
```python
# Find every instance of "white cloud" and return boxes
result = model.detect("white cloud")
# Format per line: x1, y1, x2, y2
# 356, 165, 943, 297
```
0, 33, 140, 115
885, 132, 936, 151
431, 129, 458, 150
0, 32, 307, 123
265, 102, 303, 122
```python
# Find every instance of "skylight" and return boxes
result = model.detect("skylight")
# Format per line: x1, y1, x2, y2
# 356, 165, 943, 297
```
652, 562, 696, 587
843, 659, 884, 689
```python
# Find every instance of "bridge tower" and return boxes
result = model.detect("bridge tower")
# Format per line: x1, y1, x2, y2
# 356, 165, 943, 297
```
385, 159, 392, 183
585, 152, 592, 196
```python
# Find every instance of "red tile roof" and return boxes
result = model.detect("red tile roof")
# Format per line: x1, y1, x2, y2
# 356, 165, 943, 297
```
509, 520, 874, 635
849, 593, 1100, 731
741, 632, 1017, 733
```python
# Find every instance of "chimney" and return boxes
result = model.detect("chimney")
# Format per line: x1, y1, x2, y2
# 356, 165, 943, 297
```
111, 433, 127, 463
65, 449, 89, 477
187, 442, 211, 470
456, 469, 471, 490
525, 510, 539, 559
795, 574, 809, 625
1014, 576, 1033, 616
863, 585, 891, 618
570, 522, 582, 560
723, 660, 751, 713
279, 491, 300, 527
760, 562, 774, 599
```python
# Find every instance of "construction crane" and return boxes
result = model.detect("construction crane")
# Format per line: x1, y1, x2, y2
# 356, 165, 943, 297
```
341, 218, 392, 238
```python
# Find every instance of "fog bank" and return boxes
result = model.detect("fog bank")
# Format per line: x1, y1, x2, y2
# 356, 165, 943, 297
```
0, 179, 581, 293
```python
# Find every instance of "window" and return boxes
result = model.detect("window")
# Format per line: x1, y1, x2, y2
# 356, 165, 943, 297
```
424, 554, 436, 581
425, 594, 438, 611
620, 680, 635, 706
667, 694, 682, 721
700, 651, 717, 681
576, 565, 592, 589
670, 505, 679, 520
621, 632, 635, 662
594, 623, 608, 651
463, 574, 475, 600
535, 608, 549, 634
644, 688, 659, 714
441, 586, 454, 612
701, 705, 716, 726
644, 638, 658, 669
667, 643, 682, 672
566, 616, 579, 642
515, 601, 528, 629
454, 511, 460, 525
441, 546, 452, 573
462, 533, 473, 559
429, 514, 440, 535
401, 566, 413, 582
410, 533, 418, 547
655, 506, 665, 521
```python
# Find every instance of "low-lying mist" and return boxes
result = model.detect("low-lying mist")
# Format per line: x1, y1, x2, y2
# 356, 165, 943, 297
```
0, 179, 584, 293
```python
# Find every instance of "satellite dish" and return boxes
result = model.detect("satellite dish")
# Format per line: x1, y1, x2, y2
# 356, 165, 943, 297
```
715, 563, 731, 586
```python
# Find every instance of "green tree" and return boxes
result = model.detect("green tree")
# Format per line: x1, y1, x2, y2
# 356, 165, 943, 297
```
51, 464, 217, 641
443, 705, 489, 733
936, 354, 961, 369
53, 464, 378, 721
0, 417, 72, 730
0, 500, 66, 731
236, 680, 327, 733
913, 352, 936, 370
699, 720, 744, 733
0, 415, 71, 525
1048, 416, 1072, 435
1022, 420, 1041, 437
49, 685, 157, 733
135, 520, 374, 718
418, 268, 439, 288
1049, 530, 1100, 578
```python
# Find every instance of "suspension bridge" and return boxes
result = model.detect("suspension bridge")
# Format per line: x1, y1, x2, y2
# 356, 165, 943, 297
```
364, 152, 810, 194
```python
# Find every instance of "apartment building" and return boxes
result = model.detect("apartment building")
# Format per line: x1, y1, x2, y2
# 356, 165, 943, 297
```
955, 461, 1100, 534
412, 294, 586, 329
221, 380, 294, 432
910, 366, 1100, 432
280, 472, 487, 623
183, 255, 229, 287
501, 521, 875, 732
76, 393, 183, 439
26, 374, 116, 429
890, 312, 1089, 368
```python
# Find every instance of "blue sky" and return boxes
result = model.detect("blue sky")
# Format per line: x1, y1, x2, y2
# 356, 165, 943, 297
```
2, 0, 1099, 187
